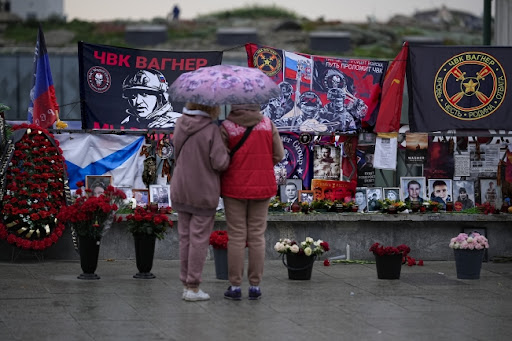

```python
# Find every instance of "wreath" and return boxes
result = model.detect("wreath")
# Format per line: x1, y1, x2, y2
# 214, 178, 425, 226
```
0, 124, 69, 251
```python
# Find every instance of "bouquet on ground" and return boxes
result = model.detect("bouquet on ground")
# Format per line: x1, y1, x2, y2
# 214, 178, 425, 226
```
274, 237, 330, 257
449, 232, 489, 250
209, 230, 228, 249
57, 181, 126, 239
124, 206, 172, 240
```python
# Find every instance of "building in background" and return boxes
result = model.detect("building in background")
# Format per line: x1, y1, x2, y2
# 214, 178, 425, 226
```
9, 0, 64, 21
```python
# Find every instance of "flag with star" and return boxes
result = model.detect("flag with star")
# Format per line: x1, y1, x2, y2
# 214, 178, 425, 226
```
407, 45, 512, 132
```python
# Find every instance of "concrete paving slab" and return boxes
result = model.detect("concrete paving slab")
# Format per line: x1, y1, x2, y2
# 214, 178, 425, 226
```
1, 259, 511, 340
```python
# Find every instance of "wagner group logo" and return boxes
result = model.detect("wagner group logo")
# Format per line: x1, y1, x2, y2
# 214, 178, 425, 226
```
434, 52, 506, 120
87, 66, 111, 93
253, 47, 282, 77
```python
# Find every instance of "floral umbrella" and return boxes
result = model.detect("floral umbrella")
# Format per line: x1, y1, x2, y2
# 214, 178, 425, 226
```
168, 64, 280, 105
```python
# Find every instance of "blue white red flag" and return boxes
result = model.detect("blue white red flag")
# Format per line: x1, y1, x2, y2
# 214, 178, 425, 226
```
28, 25, 59, 129
54, 134, 145, 190
284, 51, 312, 84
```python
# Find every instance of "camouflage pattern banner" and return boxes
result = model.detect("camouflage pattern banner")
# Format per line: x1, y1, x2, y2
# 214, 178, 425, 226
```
246, 43, 388, 133
78, 42, 223, 130
407, 46, 512, 132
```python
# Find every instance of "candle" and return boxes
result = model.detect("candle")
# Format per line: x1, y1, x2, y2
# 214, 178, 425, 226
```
346, 244, 351, 260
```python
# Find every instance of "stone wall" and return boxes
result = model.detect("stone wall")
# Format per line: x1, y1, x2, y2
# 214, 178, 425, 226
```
2, 213, 511, 262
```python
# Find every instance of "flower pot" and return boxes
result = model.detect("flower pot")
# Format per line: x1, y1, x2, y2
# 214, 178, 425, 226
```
78, 235, 101, 280
453, 249, 485, 279
133, 233, 156, 279
282, 253, 316, 280
374, 253, 402, 279
212, 248, 228, 280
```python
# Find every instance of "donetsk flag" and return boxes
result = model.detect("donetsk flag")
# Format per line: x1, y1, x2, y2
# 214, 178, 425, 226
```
407, 45, 512, 132
28, 25, 58, 129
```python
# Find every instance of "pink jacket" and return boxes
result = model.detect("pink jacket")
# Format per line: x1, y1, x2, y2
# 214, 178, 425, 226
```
171, 113, 230, 216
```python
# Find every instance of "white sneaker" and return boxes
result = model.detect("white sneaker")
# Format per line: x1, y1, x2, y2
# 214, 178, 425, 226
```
183, 289, 210, 301
182, 288, 187, 300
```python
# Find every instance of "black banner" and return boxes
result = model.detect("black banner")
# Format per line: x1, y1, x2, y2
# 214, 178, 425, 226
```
407, 46, 511, 132
78, 42, 223, 130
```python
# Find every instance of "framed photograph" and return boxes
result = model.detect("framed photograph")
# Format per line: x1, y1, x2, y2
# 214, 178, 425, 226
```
132, 189, 149, 207
313, 145, 341, 180
400, 176, 427, 203
85, 175, 112, 197
383, 187, 400, 201
366, 187, 382, 212
299, 190, 314, 204
428, 179, 453, 209
479, 179, 501, 208
310, 179, 355, 202
355, 187, 367, 212
453, 180, 475, 211
280, 179, 303, 204
149, 184, 171, 208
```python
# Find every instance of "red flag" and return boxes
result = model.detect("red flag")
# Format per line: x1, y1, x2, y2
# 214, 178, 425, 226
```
374, 42, 408, 133
28, 25, 58, 129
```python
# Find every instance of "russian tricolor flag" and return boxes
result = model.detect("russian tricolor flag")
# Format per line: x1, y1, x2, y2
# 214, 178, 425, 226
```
284, 51, 312, 84
28, 25, 58, 129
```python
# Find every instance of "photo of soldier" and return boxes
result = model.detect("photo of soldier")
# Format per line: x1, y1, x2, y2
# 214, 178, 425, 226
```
120, 69, 181, 129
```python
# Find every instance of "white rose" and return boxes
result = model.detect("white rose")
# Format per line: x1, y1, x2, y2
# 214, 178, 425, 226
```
304, 247, 312, 256
305, 237, 314, 243
290, 244, 300, 253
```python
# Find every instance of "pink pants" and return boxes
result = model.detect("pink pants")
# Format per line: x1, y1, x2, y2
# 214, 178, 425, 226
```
223, 197, 270, 286
178, 212, 214, 289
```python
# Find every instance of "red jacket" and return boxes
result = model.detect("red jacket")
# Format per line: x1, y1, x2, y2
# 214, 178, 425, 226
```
221, 116, 278, 199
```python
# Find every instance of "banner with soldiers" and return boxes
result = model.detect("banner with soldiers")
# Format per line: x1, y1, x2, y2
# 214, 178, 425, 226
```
246, 43, 388, 133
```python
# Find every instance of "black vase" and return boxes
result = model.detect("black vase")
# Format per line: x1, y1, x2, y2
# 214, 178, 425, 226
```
212, 248, 228, 280
282, 253, 316, 280
78, 235, 101, 280
454, 249, 485, 279
133, 233, 157, 279
374, 253, 402, 279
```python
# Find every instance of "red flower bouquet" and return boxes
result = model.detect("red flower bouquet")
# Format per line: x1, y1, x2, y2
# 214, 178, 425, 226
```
209, 230, 228, 249
57, 182, 126, 239
124, 206, 172, 240
0, 124, 67, 251
369, 242, 410, 257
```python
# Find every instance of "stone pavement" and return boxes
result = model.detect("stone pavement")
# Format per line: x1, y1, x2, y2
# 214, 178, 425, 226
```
1, 259, 512, 341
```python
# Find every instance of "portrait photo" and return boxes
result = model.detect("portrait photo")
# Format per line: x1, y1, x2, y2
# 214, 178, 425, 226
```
85, 175, 112, 197
132, 189, 149, 207
355, 187, 367, 212
366, 187, 382, 212
428, 179, 453, 209
480, 178, 501, 208
453, 180, 475, 211
400, 176, 427, 203
383, 187, 400, 202
299, 190, 314, 204
313, 145, 341, 180
280, 179, 303, 205
149, 184, 171, 208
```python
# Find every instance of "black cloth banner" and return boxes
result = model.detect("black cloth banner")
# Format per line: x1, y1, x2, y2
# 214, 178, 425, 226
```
407, 45, 512, 132
78, 42, 223, 130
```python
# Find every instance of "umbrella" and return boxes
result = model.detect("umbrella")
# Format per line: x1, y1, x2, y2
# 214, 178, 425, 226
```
168, 64, 280, 106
